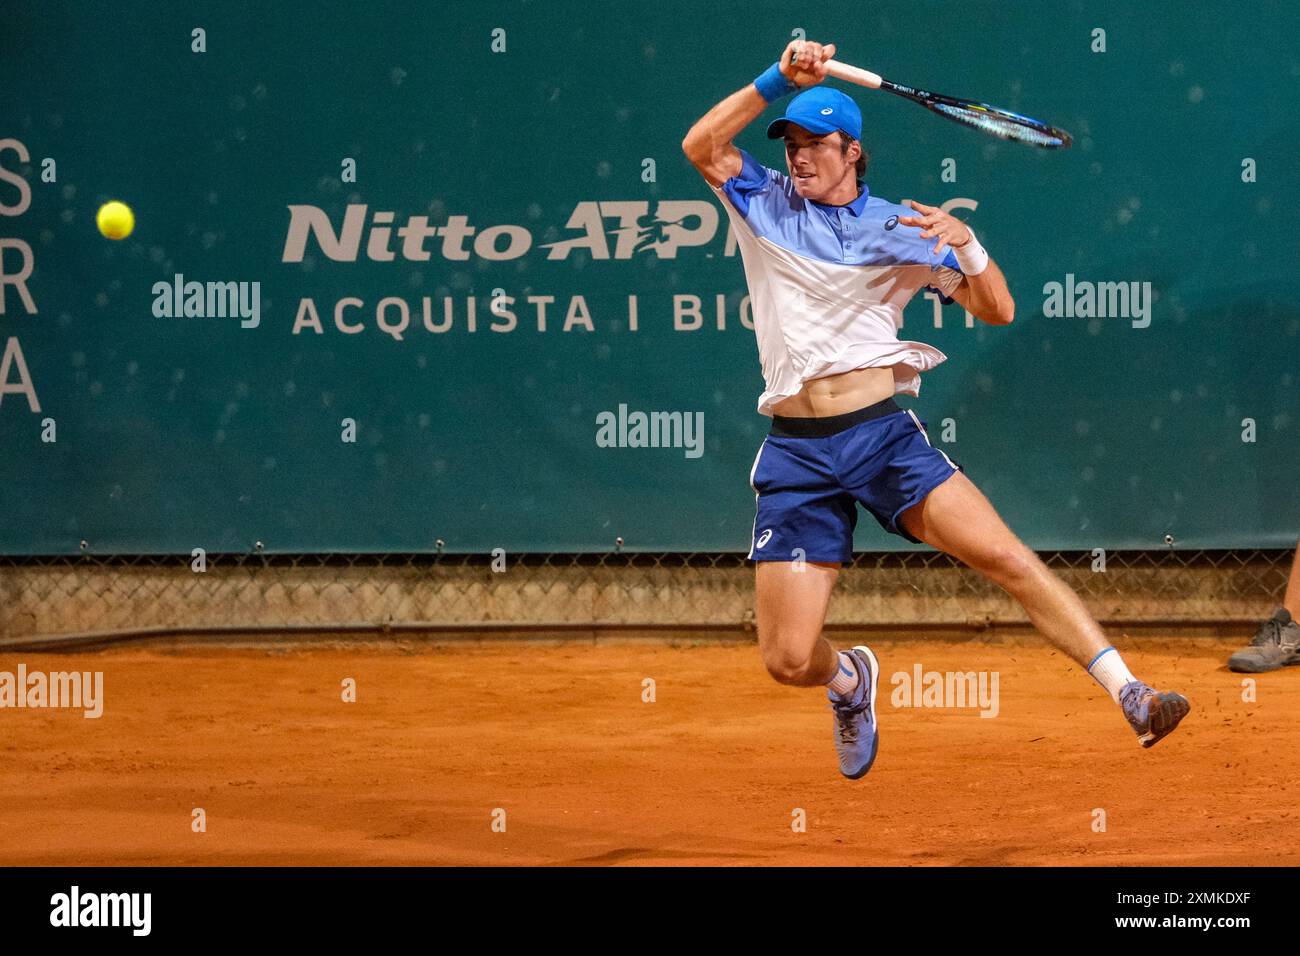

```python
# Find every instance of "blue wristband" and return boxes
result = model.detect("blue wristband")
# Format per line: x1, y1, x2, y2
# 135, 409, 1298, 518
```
753, 62, 796, 103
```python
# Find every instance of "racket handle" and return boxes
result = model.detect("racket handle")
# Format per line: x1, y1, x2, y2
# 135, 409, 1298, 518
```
822, 59, 882, 89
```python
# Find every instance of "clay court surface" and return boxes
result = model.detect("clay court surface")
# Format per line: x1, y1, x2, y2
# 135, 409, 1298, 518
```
1, 637, 1297, 866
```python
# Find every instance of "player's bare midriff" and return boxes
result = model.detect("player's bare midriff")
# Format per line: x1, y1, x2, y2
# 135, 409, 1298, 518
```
769, 365, 898, 418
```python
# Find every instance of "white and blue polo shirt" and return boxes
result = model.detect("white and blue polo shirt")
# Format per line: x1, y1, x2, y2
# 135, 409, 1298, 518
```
711, 148, 964, 415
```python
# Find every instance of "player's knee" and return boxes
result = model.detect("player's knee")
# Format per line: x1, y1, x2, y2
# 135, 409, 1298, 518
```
974, 543, 1039, 588
761, 640, 820, 685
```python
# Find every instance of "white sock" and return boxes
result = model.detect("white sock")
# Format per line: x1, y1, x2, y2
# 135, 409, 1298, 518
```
1087, 646, 1138, 703
827, 651, 860, 699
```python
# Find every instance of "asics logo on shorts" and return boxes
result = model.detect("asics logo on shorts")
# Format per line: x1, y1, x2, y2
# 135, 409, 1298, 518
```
756, 528, 773, 549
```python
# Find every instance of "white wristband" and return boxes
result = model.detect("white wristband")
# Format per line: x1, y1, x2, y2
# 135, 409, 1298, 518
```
952, 227, 989, 276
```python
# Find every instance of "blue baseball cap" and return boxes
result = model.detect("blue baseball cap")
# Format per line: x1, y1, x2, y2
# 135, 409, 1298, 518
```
766, 87, 862, 142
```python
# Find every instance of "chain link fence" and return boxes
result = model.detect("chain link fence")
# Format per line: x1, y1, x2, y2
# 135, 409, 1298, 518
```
0, 548, 1290, 650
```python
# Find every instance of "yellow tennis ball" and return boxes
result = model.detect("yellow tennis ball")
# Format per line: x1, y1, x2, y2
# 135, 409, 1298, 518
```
96, 200, 135, 240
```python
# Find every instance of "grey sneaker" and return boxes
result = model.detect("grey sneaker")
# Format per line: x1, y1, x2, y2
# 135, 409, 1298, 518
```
1228, 608, 1300, 673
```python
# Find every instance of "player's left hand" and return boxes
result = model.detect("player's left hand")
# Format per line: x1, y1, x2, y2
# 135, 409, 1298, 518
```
897, 200, 972, 259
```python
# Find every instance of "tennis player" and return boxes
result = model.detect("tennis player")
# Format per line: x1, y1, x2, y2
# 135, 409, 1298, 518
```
682, 39, 1191, 778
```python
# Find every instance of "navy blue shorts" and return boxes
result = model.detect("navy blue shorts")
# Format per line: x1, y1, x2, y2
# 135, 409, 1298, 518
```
748, 398, 961, 563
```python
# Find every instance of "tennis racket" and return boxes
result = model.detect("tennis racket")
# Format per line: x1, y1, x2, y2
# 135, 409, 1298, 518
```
793, 55, 1072, 149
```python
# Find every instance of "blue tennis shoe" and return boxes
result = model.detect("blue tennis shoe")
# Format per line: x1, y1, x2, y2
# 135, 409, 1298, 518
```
1119, 680, 1190, 748
828, 645, 880, 779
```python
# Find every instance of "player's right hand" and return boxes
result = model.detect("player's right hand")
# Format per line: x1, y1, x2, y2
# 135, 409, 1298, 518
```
781, 40, 836, 87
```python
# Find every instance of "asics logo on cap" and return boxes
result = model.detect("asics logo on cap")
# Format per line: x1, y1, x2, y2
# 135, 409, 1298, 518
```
820, 107, 833, 114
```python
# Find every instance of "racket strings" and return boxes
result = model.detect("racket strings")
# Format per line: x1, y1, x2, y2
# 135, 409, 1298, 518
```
930, 102, 1069, 148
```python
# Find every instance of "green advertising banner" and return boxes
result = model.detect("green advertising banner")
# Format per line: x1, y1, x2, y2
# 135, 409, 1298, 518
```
1, 1, 1296, 554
